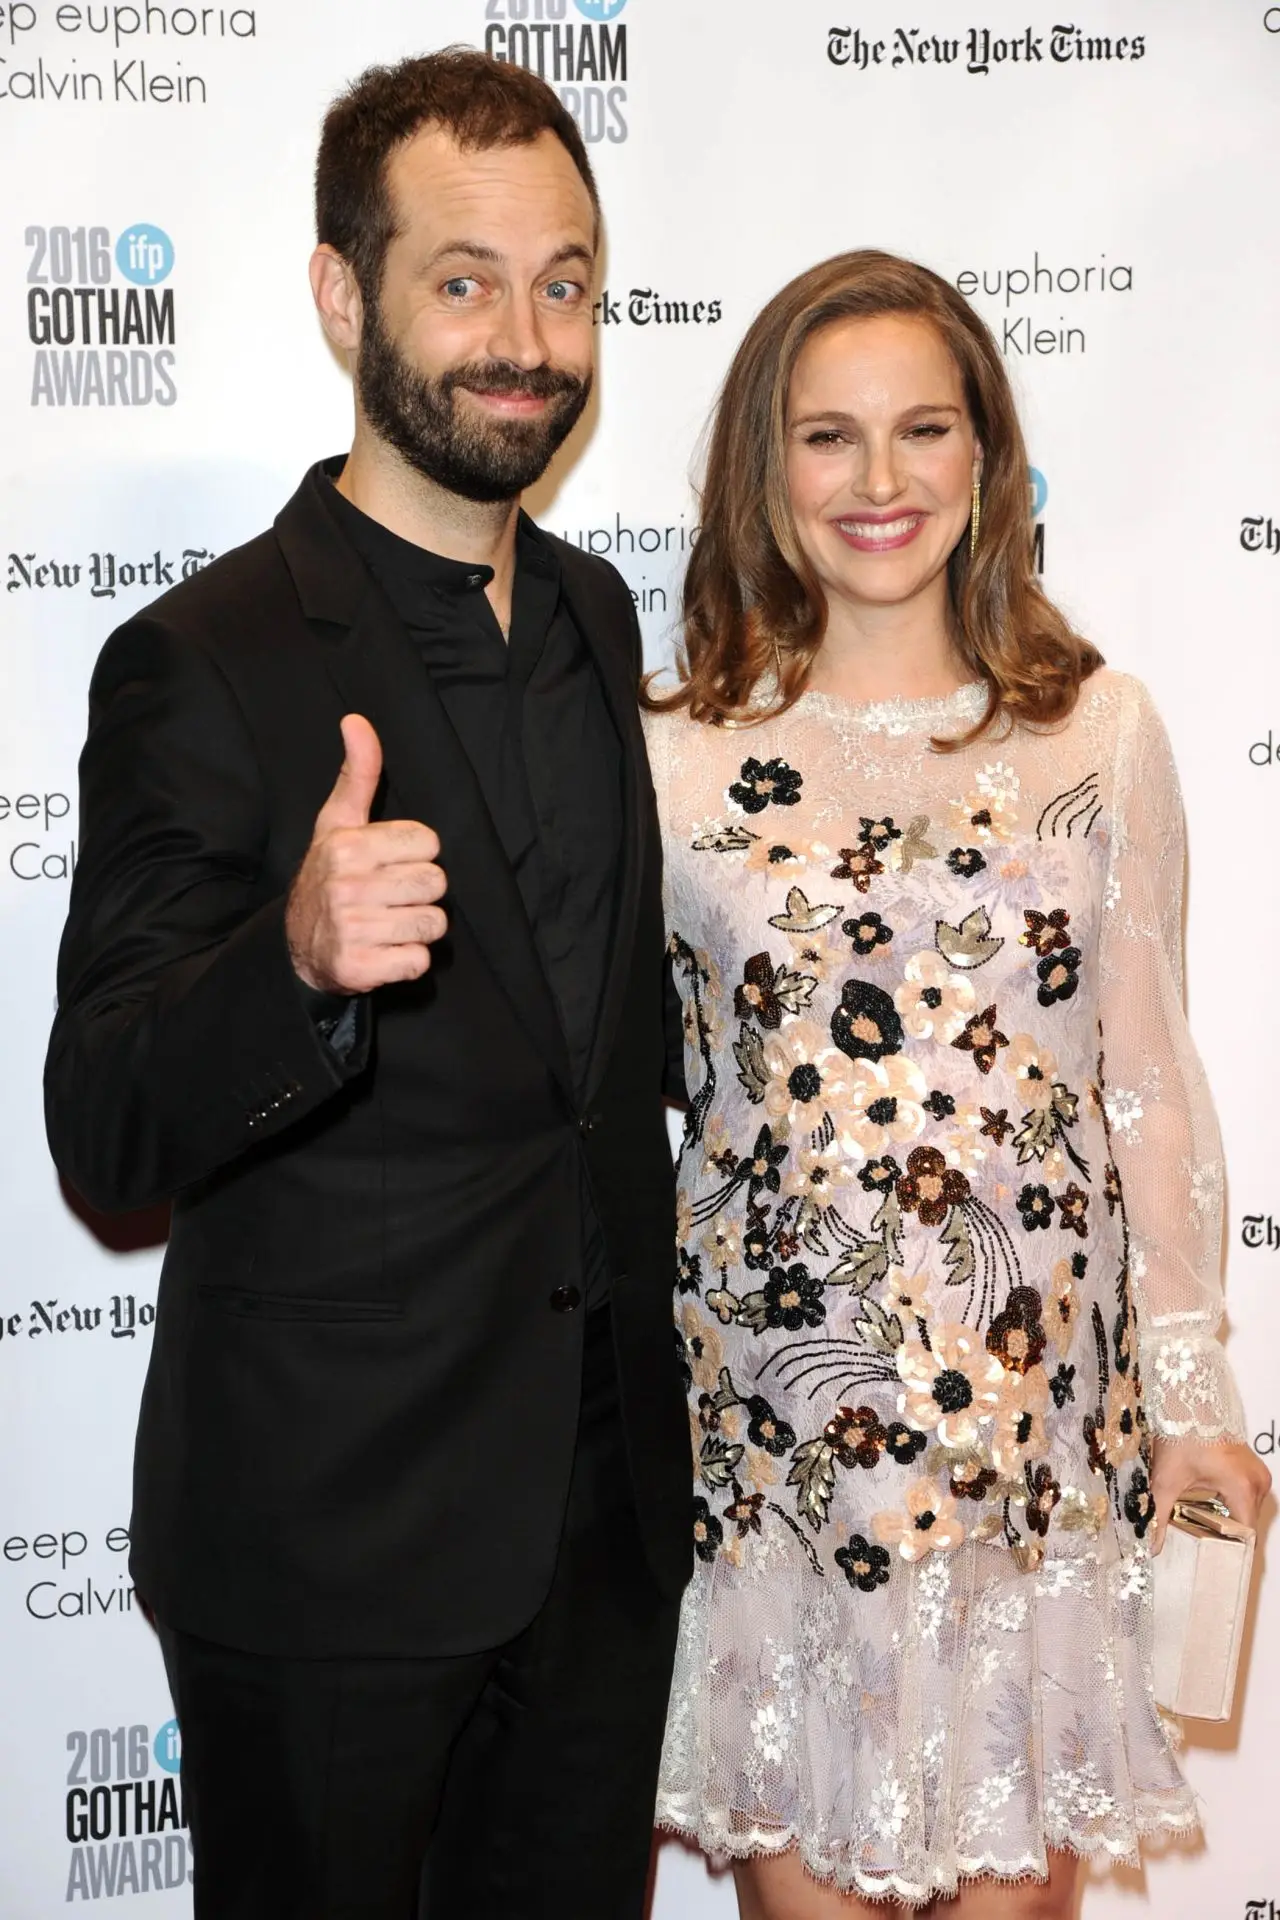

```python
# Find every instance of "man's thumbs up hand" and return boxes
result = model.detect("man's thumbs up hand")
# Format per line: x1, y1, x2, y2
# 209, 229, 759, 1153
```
285, 715, 447, 994
315, 712, 384, 833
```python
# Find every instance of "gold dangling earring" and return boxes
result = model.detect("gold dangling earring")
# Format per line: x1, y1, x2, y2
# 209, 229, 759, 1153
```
969, 475, 982, 559
773, 638, 784, 689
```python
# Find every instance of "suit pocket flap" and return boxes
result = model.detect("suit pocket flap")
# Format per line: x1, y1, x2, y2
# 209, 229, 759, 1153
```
195, 1285, 402, 1324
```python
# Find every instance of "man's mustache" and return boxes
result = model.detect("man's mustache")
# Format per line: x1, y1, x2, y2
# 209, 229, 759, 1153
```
444, 359, 586, 403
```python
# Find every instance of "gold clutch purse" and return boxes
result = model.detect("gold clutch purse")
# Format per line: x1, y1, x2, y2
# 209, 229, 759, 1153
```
1151, 1496, 1256, 1721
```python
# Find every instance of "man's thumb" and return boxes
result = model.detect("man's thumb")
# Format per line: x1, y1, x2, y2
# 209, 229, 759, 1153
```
319, 713, 383, 830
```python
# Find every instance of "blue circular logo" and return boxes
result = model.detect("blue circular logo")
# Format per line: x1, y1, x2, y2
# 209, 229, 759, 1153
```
115, 225, 174, 286
1029, 467, 1048, 518
153, 1718, 183, 1774
575, 0, 627, 19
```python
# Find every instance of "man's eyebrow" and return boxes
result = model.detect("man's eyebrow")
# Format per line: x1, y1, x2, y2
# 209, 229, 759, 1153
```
422, 240, 506, 270
419, 240, 596, 274
543, 243, 596, 272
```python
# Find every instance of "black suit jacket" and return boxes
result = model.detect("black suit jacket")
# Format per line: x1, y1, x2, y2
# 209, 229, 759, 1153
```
44, 473, 692, 1658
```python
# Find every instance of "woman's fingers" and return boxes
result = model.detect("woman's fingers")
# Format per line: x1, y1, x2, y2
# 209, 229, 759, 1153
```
1149, 1438, 1272, 1552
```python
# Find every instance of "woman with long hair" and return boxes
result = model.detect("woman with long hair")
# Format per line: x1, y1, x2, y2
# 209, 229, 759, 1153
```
645, 251, 1268, 1917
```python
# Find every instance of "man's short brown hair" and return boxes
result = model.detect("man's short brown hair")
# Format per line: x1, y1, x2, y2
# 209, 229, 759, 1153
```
316, 48, 599, 298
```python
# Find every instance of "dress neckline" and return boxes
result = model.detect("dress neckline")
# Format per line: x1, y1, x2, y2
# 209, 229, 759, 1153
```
793, 680, 990, 737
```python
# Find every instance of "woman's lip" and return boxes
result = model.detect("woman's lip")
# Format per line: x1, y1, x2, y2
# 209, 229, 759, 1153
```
831, 512, 927, 553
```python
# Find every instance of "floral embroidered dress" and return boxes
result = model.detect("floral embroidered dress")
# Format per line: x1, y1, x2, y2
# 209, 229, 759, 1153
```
644, 668, 1245, 1903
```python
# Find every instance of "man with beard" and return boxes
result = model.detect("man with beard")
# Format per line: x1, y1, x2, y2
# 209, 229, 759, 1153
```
44, 50, 690, 1920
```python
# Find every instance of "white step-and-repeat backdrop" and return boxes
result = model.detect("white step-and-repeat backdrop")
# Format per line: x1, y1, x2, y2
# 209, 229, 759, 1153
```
2, 1, 1278, 1914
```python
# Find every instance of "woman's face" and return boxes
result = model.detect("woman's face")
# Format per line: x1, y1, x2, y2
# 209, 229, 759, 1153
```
783, 312, 981, 621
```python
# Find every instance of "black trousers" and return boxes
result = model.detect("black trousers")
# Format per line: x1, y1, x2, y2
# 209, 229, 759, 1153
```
156, 1307, 681, 1920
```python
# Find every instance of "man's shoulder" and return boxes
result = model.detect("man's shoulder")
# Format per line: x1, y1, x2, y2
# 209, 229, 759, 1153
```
132, 524, 293, 642
87, 495, 320, 710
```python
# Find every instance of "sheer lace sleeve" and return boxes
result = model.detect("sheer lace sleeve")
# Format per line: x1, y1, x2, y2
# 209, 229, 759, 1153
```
1100, 678, 1245, 1442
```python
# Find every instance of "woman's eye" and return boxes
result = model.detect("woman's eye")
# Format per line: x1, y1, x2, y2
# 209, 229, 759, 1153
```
806, 430, 845, 448
907, 424, 949, 440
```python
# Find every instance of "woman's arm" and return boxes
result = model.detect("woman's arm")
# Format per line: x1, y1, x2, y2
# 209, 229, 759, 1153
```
1100, 679, 1269, 1544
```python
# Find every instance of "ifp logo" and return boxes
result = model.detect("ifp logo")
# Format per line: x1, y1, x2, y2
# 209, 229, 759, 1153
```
1029, 468, 1048, 518
575, 0, 627, 18
115, 224, 174, 286
153, 1718, 182, 1773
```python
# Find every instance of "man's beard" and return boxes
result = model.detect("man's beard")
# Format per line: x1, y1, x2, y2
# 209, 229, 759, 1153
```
355, 297, 592, 505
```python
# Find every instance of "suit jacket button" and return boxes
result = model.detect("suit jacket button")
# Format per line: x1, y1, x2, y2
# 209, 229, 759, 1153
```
577, 1115, 598, 1137
549, 1285, 582, 1314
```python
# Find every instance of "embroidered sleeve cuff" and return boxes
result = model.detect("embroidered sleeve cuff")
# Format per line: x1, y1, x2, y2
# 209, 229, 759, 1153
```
1138, 1330, 1246, 1442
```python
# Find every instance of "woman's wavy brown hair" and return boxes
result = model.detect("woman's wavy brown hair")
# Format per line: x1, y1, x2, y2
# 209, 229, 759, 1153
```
643, 249, 1100, 746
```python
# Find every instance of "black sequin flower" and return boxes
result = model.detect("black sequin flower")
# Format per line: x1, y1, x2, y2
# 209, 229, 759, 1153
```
923, 1090, 956, 1120
743, 1217, 773, 1271
858, 816, 902, 852
1123, 1468, 1156, 1539
1025, 1464, 1062, 1537
729, 756, 803, 814
947, 848, 986, 878
834, 1535, 891, 1593
761, 1263, 826, 1331
677, 1247, 704, 1296
843, 910, 894, 956
858, 1155, 902, 1195
692, 1496, 724, 1562
737, 1125, 789, 1201
831, 980, 904, 1062
884, 1422, 929, 1465
745, 1394, 796, 1456
1049, 1363, 1077, 1408
1017, 1183, 1054, 1232
1036, 946, 1082, 1006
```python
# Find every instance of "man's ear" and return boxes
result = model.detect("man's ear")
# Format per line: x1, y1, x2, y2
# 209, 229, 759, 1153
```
310, 245, 363, 355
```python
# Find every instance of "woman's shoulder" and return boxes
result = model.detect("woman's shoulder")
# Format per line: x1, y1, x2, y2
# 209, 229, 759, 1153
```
641, 698, 702, 795
1065, 663, 1165, 743
641, 698, 730, 754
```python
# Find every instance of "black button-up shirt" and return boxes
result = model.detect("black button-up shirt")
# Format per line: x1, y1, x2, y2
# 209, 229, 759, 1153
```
317, 461, 622, 1304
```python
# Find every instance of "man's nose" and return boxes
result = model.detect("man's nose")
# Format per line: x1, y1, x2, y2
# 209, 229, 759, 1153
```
485, 291, 548, 372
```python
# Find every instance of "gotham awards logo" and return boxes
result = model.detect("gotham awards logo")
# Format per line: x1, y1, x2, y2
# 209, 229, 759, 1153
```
483, 0, 630, 141
63, 1713, 192, 1900
25, 219, 177, 405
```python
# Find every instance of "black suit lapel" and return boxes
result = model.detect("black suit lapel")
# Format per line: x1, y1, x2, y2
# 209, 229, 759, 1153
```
276, 479, 575, 1105
557, 554, 647, 1104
